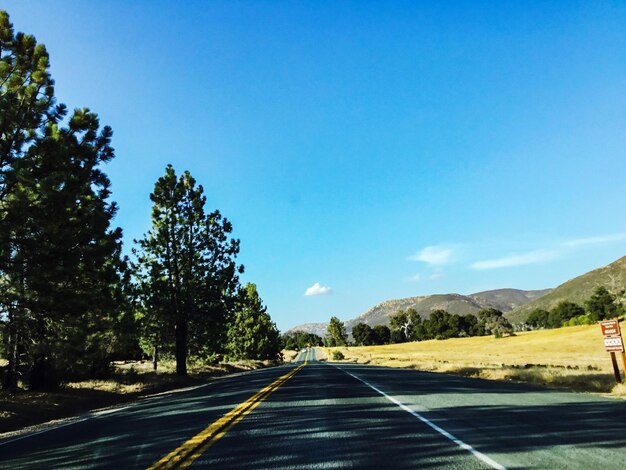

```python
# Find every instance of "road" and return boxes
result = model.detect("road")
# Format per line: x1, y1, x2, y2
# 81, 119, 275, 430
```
2, 348, 626, 468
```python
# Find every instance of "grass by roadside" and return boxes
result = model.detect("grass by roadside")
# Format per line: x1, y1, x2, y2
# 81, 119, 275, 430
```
314, 347, 329, 361
282, 350, 299, 362
326, 325, 626, 396
0, 358, 277, 436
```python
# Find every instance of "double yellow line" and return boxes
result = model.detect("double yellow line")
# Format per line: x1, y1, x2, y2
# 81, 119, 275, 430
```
148, 349, 310, 469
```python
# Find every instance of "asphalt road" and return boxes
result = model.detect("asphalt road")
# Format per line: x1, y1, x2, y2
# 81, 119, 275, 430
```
2, 348, 626, 468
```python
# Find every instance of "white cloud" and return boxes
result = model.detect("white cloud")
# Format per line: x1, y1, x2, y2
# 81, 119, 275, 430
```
304, 282, 332, 296
469, 250, 559, 270
563, 233, 626, 248
409, 245, 454, 266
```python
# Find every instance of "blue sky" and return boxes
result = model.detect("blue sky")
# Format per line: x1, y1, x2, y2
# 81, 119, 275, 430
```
5, 1, 626, 330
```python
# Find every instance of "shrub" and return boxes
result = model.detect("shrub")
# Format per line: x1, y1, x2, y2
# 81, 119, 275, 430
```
331, 350, 344, 361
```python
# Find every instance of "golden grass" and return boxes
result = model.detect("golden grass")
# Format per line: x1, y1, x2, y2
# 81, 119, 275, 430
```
0, 358, 276, 435
282, 350, 299, 362
327, 325, 626, 395
314, 347, 329, 361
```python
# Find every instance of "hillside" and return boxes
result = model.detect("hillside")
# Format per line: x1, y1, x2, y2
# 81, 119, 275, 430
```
346, 294, 484, 330
289, 288, 550, 335
284, 323, 329, 338
506, 255, 626, 324
470, 288, 552, 312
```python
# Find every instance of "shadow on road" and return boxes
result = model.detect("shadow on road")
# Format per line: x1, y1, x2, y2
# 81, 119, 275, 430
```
2, 363, 626, 468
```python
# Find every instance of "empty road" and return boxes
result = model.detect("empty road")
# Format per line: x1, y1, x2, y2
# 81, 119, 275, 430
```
2, 348, 626, 469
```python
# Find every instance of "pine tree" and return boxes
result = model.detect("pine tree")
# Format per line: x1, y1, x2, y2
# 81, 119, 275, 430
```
135, 166, 243, 375
0, 11, 124, 389
325, 316, 348, 346
0, 9, 58, 390
23, 109, 124, 388
227, 283, 281, 361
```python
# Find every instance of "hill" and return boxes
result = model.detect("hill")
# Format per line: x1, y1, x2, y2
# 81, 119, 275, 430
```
344, 289, 550, 331
284, 323, 329, 338
506, 255, 626, 324
470, 288, 552, 312
289, 288, 550, 335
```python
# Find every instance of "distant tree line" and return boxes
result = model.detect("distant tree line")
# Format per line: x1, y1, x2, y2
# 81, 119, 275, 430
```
0, 11, 281, 391
281, 331, 324, 351
526, 286, 624, 329
347, 307, 514, 346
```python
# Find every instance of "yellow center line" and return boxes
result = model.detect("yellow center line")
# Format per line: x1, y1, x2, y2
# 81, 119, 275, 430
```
148, 348, 310, 469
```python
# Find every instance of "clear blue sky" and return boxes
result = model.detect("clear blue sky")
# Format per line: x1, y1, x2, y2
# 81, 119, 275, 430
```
6, 1, 626, 330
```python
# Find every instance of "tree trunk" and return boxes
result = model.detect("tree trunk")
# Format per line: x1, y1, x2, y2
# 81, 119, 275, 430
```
4, 262, 26, 391
3, 308, 19, 391
29, 316, 53, 391
29, 354, 51, 390
175, 312, 187, 376
152, 337, 158, 372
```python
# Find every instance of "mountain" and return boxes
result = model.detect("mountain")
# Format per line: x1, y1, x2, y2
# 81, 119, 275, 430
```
506, 255, 626, 324
343, 289, 550, 331
287, 288, 551, 335
470, 288, 552, 313
284, 322, 329, 338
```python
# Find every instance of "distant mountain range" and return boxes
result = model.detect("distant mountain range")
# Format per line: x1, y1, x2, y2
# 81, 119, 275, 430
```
284, 322, 329, 338
286, 255, 626, 337
287, 288, 551, 336
505, 255, 626, 324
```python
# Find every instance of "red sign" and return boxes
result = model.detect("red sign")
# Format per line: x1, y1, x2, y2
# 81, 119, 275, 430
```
604, 336, 625, 353
601, 319, 621, 337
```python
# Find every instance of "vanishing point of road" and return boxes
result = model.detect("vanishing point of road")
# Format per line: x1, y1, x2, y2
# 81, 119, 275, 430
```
2, 348, 626, 469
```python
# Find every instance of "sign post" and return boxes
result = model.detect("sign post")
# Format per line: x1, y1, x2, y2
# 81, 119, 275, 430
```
600, 319, 624, 384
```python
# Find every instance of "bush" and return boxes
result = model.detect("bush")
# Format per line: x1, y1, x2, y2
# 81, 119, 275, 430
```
331, 350, 344, 361
566, 314, 594, 327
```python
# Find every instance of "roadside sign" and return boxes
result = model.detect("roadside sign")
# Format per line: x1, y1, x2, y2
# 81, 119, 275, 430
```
604, 336, 625, 353
601, 319, 621, 337
600, 318, 626, 383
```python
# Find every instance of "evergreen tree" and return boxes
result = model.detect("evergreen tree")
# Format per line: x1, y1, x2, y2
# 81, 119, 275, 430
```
133, 262, 172, 371
352, 323, 373, 346
0, 11, 124, 389
371, 325, 391, 345
0, 10, 60, 198
586, 286, 621, 322
325, 316, 348, 346
134, 166, 242, 375
0, 10, 58, 390
23, 109, 124, 388
227, 283, 281, 361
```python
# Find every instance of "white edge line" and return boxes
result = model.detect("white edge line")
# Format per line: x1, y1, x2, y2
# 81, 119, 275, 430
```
0, 364, 294, 448
333, 364, 506, 470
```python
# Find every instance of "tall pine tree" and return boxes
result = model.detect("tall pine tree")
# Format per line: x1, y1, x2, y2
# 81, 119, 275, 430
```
0, 11, 124, 389
227, 283, 281, 361
134, 166, 243, 375
0, 9, 59, 390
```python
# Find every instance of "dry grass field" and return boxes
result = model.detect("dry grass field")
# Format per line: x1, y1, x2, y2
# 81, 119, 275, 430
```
0, 358, 275, 436
282, 350, 300, 362
326, 324, 626, 396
